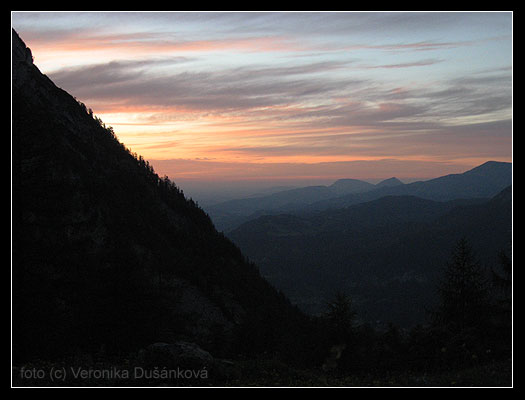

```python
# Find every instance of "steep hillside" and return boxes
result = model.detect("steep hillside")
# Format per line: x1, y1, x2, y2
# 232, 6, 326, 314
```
12, 29, 308, 364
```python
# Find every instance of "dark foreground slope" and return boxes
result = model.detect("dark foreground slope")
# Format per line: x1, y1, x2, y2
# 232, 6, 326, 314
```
12, 30, 311, 367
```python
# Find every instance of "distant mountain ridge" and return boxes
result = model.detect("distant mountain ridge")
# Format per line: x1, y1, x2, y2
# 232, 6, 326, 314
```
306, 160, 511, 212
207, 161, 511, 231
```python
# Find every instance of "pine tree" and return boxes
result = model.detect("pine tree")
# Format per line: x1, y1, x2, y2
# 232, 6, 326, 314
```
325, 291, 357, 342
492, 249, 512, 299
322, 291, 357, 372
433, 238, 491, 333
489, 249, 512, 358
430, 238, 494, 366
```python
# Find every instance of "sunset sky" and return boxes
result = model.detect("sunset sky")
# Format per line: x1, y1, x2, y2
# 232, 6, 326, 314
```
11, 11, 512, 192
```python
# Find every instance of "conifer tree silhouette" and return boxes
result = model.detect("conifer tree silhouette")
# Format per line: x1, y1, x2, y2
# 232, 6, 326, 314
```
433, 237, 490, 333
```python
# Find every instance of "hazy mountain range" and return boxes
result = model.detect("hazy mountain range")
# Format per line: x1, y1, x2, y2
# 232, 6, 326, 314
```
207, 161, 511, 232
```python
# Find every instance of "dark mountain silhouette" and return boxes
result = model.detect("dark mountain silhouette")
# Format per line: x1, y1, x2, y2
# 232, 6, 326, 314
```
12, 29, 310, 364
207, 161, 511, 232
205, 178, 374, 221
307, 161, 511, 212
228, 187, 511, 327
205, 184, 349, 232
205, 178, 385, 232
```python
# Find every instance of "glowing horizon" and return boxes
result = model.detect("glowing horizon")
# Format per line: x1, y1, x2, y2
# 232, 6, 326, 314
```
12, 11, 512, 183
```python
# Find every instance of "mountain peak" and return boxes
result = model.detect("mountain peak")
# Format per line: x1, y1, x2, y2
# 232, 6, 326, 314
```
12, 29, 36, 89
12, 29, 33, 66
462, 161, 512, 179
376, 177, 404, 188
